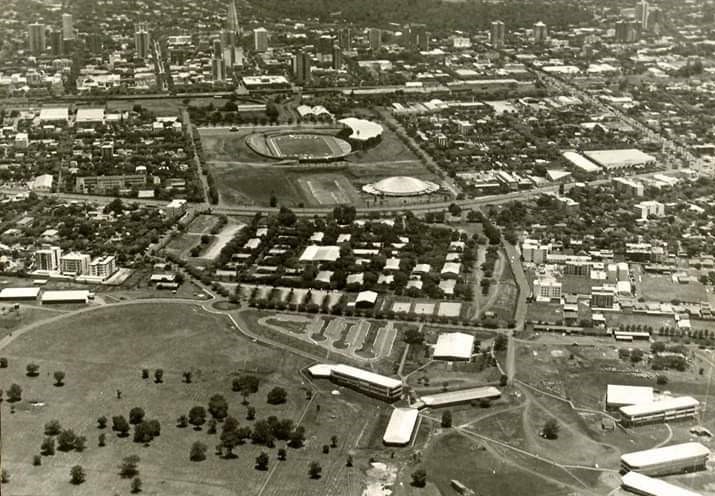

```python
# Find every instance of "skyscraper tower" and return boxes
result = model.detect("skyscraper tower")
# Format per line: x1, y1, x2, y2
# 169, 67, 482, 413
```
490, 20, 505, 48
293, 51, 312, 84
28, 22, 46, 55
533, 21, 548, 44
134, 22, 151, 60
62, 13, 74, 41
339, 28, 352, 51
253, 27, 268, 52
635, 0, 649, 29
226, 0, 240, 37
368, 28, 382, 53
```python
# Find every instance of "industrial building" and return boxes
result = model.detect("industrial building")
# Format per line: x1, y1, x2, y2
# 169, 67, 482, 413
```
620, 442, 710, 476
382, 408, 419, 446
432, 332, 475, 361
41, 290, 92, 304
606, 385, 654, 409
619, 396, 699, 426
621, 471, 702, 496
0, 287, 40, 300
307, 363, 402, 401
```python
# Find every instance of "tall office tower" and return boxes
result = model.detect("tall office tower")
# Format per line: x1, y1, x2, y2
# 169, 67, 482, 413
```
134, 22, 151, 59
292, 50, 312, 84
212, 38, 222, 58
635, 0, 649, 29
28, 22, 46, 55
533, 21, 548, 43
226, 0, 240, 36
62, 13, 74, 41
409, 23, 429, 51
368, 28, 382, 52
220, 29, 236, 49
253, 27, 268, 52
332, 45, 343, 69
86, 32, 102, 54
490, 20, 505, 48
211, 56, 227, 81
647, 7, 663, 33
615, 19, 640, 43
49, 29, 64, 55
317, 35, 334, 63
339, 27, 352, 51
224, 45, 244, 68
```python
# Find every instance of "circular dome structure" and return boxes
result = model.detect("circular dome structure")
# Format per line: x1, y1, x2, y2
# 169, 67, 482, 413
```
363, 176, 440, 197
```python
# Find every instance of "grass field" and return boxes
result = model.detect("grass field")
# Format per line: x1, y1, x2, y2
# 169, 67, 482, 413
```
0, 303, 378, 496
186, 215, 219, 234
640, 274, 708, 303
269, 134, 349, 159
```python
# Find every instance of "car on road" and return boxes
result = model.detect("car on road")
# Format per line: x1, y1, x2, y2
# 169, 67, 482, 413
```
230, 127, 239, 132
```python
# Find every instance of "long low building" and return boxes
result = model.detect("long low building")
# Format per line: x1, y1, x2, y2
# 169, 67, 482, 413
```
0, 287, 40, 300
383, 408, 419, 446
621, 471, 702, 496
41, 290, 92, 304
308, 363, 403, 402
619, 396, 699, 426
606, 384, 654, 409
415, 386, 501, 409
621, 442, 710, 476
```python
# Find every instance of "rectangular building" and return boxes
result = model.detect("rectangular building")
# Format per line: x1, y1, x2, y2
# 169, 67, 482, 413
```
621, 471, 702, 496
41, 290, 92, 304
60, 252, 91, 275
383, 407, 419, 446
75, 174, 146, 194
620, 442, 709, 476
417, 387, 501, 409
0, 287, 41, 300
433, 332, 475, 361
89, 255, 117, 279
328, 364, 402, 401
35, 246, 62, 272
619, 396, 700, 426
606, 385, 654, 409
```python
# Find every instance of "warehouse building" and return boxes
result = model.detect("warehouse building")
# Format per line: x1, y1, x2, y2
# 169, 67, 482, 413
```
0, 287, 40, 300
606, 385, 654, 409
619, 396, 699, 426
433, 332, 475, 361
41, 290, 92, 304
621, 471, 702, 496
620, 442, 710, 476
382, 408, 419, 446
308, 363, 402, 401
415, 386, 501, 409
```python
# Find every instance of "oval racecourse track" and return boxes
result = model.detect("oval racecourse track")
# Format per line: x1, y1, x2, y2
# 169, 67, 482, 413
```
245, 130, 351, 161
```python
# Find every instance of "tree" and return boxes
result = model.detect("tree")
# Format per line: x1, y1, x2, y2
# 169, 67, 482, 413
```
177, 415, 189, 428
142, 368, 149, 379
45, 420, 62, 436
131, 477, 142, 493
542, 419, 560, 440
154, 369, 164, 383
441, 410, 452, 428
57, 429, 78, 451
448, 203, 462, 217
322, 444, 330, 454
494, 334, 508, 351
133, 421, 155, 444
656, 374, 668, 385
207, 419, 217, 434
330, 435, 338, 448
247, 406, 256, 420
309, 461, 322, 479
267, 387, 288, 405
190, 441, 207, 461
74, 436, 87, 452
53, 371, 65, 386
33, 454, 42, 466
220, 416, 241, 457
113, 416, 131, 437
651, 341, 666, 353
183, 371, 193, 383
7, 383, 21, 402
346, 455, 353, 467
70, 465, 86, 485
97, 416, 108, 429
120, 455, 140, 478
189, 406, 207, 430
0, 469, 8, 483
256, 451, 269, 470
129, 407, 146, 425
0, 357, 7, 368
404, 328, 424, 345
288, 426, 306, 448
26, 363, 40, 377
41, 437, 55, 456
98, 433, 106, 447
630, 349, 644, 363
208, 394, 229, 420
411, 469, 427, 487
278, 448, 287, 461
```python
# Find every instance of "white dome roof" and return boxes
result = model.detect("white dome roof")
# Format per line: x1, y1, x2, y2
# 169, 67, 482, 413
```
363, 176, 440, 196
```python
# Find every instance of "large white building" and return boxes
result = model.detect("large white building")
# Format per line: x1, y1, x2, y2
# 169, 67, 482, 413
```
522, 239, 550, 263
635, 200, 665, 220
253, 27, 268, 52
619, 396, 699, 426
308, 364, 402, 401
415, 387, 501, 409
433, 332, 475, 361
533, 276, 561, 302
621, 472, 702, 496
35, 246, 62, 272
60, 252, 91, 276
89, 255, 116, 279
383, 408, 419, 446
606, 385, 654, 409
620, 442, 709, 476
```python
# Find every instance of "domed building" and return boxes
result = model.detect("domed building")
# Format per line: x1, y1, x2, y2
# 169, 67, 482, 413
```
362, 176, 440, 197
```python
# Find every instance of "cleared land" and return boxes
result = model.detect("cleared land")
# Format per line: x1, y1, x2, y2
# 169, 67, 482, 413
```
639, 274, 708, 303
0, 303, 376, 496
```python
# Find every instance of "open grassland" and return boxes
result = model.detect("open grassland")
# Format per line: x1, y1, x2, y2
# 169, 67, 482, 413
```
0, 303, 375, 496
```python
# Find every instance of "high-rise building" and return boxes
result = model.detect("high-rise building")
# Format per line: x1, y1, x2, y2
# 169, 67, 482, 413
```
615, 19, 640, 43
533, 21, 548, 43
212, 38, 222, 58
226, 0, 240, 36
253, 27, 268, 52
223, 46, 244, 68
339, 27, 352, 51
293, 50, 312, 84
86, 33, 102, 54
368, 28, 382, 52
220, 29, 236, 49
212, 56, 227, 81
317, 35, 334, 63
35, 246, 62, 272
635, 0, 649, 29
409, 24, 429, 51
28, 22, 46, 55
60, 252, 91, 276
490, 20, 505, 48
332, 45, 343, 70
134, 22, 151, 60
89, 256, 117, 280
49, 29, 64, 56
62, 13, 74, 41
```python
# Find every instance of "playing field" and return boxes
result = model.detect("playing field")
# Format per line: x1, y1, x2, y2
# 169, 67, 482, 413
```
0, 303, 376, 496
245, 132, 351, 161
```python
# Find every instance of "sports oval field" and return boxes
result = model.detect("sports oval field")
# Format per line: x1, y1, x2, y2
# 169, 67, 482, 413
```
246, 131, 351, 161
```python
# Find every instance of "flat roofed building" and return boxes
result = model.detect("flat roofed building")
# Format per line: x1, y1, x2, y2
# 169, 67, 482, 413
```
583, 149, 656, 170
35, 246, 62, 272
619, 396, 699, 426
39, 107, 69, 123
433, 332, 474, 361
41, 290, 92, 304
75, 108, 105, 125
60, 252, 91, 275
299, 245, 340, 262
606, 385, 654, 409
621, 471, 702, 496
0, 287, 41, 300
89, 255, 116, 279
383, 408, 419, 446
620, 442, 709, 476
330, 364, 402, 401
417, 386, 501, 409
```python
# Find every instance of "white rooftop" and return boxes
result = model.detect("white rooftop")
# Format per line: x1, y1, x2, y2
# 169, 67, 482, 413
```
75, 108, 105, 123
383, 408, 419, 445
419, 386, 501, 408
562, 151, 602, 172
621, 442, 710, 469
39, 107, 69, 122
41, 290, 91, 302
620, 396, 699, 417
621, 472, 702, 496
433, 332, 474, 360
299, 245, 340, 262
338, 117, 384, 141
307, 363, 335, 377
0, 287, 40, 299
331, 364, 401, 389
583, 149, 656, 169
606, 384, 654, 407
